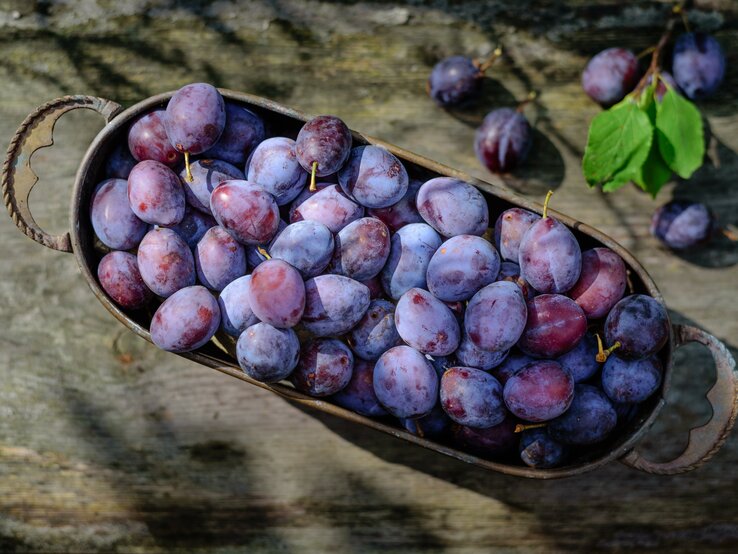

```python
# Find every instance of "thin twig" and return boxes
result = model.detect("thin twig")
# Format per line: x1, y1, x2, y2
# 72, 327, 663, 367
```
631, 18, 677, 98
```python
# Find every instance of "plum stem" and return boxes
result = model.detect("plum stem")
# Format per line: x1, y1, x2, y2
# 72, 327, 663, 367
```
257, 246, 271, 260
516, 90, 537, 113
515, 423, 547, 433
722, 225, 738, 242
673, 4, 691, 33
626, 269, 635, 294
478, 46, 503, 73
542, 190, 553, 219
309, 161, 318, 192
631, 3, 684, 98
636, 45, 657, 59
595, 333, 621, 363
184, 151, 193, 183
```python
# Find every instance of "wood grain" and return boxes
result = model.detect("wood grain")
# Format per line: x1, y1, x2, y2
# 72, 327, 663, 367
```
1, 1, 737, 552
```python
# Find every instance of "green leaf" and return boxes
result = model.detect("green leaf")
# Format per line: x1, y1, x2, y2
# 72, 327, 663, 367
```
640, 83, 657, 124
655, 89, 704, 179
633, 141, 672, 197
582, 101, 653, 190
602, 142, 653, 193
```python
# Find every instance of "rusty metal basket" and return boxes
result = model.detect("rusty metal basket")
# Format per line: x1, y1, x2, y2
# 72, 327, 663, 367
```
3, 91, 736, 478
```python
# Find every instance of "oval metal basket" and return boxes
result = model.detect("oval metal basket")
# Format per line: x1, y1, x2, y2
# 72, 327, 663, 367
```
3, 91, 736, 478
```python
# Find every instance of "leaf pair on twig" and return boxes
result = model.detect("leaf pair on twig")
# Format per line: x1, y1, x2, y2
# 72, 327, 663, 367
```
582, 77, 704, 197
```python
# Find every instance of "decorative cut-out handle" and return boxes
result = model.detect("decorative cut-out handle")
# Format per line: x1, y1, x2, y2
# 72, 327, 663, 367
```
2, 95, 122, 252
621, 324, 737, 474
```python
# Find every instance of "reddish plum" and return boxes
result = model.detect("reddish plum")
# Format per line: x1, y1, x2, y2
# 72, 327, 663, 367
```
97, 251, 152, 310
164, 83, 225, 155
475, 108, 532, 173
440, 367, 506, 428
330, 217, 391, 281
128, 160, 186, 226
295, 115, 352, 181
568, 247, 626, 319
247, 259, 305, 328
503, 360, 574, 422
518, 294, 587, 358
518, 212, 581, 294
128, 109, 182, 166
291, 339, 354, 397
150, 285, 220, 352
137, 228, 195, 297
210, 180, 280, 245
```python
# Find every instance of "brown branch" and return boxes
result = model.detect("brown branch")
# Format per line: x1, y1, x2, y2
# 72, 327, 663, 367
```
631, 2, 688, 98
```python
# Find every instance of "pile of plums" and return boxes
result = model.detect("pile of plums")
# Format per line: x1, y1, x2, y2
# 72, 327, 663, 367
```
93, 83, 669, 469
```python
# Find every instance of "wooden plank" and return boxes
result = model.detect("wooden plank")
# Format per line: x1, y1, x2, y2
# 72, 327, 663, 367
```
1, 1, 737, 552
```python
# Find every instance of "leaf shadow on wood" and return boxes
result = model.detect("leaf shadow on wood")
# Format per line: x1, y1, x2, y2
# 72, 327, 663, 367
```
53, 383, 295, 551
0, 3, 256, 103
35, 374, 450, 551
289, 308, 738, 552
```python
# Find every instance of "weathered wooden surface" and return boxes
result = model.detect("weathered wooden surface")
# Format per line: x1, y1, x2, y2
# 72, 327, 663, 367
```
1, 1, 737, 552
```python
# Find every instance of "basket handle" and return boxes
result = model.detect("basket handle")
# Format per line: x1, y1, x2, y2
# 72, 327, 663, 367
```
621, 324, 737, 474
2, 95, 122, 252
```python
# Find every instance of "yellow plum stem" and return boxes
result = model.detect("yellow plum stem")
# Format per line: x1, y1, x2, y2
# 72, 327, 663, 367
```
542, 190, 553, 219
257, 246, 271, 260
595, 333, 621, 363
516, 90, 537, 113
673, 4, 690, 33
478, 46, 503, 73
636, 45, 657, 59
515, 423, 547, 433
722, 225, 738, 242
184, 151, 193, 183
310, 161, 318, 192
